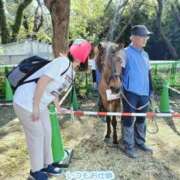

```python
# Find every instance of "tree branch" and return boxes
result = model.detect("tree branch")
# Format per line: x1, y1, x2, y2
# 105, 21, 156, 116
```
107, 0, 129, 40
104, 0, 113, 13
115, 0, 144, 42
171, 3, 180, 25
32, 1, 44, 35
11, 0, 33, 41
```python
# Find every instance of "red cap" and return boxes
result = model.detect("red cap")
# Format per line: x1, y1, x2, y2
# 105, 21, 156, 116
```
69, 39, 92, 63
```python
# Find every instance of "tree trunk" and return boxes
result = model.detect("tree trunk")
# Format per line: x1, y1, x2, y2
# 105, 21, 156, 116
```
45, 0, 70, 57
11, 0, 33, 41
0, 0, 10, 44
155, 0, 178, 59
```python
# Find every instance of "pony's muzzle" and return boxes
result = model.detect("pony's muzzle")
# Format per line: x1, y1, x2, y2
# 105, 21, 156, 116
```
110, 87, 120, 94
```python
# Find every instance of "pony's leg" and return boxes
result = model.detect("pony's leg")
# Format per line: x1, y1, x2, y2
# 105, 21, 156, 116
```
105, 116, 111, 139
112, 116, 118, 144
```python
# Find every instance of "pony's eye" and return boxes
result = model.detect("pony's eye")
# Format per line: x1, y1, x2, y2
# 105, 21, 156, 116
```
111, 48, 116, 54
112, 51, 115, 54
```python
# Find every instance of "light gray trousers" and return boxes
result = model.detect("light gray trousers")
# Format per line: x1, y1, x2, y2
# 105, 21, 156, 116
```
13, 103, 53, 172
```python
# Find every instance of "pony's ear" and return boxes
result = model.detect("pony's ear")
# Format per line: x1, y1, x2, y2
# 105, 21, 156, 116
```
97, 43, 104, 54
98, 42, 107, 53
117, 42, 125, 50
98, 42, 103, 50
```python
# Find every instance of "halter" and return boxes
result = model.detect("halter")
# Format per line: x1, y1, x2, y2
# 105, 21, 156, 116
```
105, 45, 121, 87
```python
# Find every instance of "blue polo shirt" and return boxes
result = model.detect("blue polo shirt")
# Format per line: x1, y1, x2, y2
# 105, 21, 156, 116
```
121, 44, 150, 96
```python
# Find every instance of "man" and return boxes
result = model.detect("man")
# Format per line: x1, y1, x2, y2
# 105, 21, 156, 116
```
119, 25, 153, 158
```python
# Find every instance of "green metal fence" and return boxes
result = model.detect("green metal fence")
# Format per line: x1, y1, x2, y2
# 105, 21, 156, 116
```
151, 61, 180, 93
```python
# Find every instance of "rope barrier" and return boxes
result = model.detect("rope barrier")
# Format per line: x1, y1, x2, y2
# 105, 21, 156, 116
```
1, 102, 179, 118
168, 86, 180, 95
55, 109, 180, 118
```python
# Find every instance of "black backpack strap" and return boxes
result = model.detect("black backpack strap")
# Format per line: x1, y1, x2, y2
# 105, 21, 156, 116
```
18, 78, 40, 87
60, 61, 71, 76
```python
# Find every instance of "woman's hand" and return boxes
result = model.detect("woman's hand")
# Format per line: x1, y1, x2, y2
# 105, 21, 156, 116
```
56, 105, 61, 114
53, 94, 61, 113
32, 106, 40, 121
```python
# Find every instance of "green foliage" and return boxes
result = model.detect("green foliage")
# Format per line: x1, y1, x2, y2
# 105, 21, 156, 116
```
1, 0, 52, 43
17, 14, 52, 43
70, 0, 107, 43
1, 0, 180, 59
11, 0, 33, 41
75, 71, 92, 97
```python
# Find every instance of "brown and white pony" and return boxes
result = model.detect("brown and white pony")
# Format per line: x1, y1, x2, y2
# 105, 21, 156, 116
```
96, 42, 123, 144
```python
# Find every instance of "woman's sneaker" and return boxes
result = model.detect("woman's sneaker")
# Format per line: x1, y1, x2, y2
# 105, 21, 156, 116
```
29, 170, 48, 180
41, 164, 62, 176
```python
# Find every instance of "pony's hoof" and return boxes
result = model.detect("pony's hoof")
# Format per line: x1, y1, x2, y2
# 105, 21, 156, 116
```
104, 137, 111, 144
112, 143, 119, 148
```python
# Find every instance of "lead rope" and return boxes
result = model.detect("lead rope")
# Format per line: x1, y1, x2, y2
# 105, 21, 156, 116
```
120, 90, 159, 134
120, 91, 149, 110
147, 94, 159, 134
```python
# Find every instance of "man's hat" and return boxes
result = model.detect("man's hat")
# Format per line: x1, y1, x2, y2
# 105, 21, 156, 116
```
131, 25, 152, 37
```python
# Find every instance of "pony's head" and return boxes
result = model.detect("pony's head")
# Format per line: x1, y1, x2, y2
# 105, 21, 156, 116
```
97, 41, 123, 94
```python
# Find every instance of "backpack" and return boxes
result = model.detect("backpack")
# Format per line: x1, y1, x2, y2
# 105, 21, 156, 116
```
7, 56, 70, 92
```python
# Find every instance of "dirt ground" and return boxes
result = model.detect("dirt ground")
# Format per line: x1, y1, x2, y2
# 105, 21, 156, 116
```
0, 95, 180, 180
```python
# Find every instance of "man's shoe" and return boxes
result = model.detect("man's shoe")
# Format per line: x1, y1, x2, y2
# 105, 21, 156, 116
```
30, 170, 48, 180
41, 164, 62, 176
136, 144, 153, 153
124, 148, 138, 159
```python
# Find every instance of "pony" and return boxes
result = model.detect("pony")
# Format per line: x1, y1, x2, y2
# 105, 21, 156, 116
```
96, 42, 123, 145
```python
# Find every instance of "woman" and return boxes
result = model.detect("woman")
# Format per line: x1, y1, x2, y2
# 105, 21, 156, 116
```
13, 40, 92, 180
